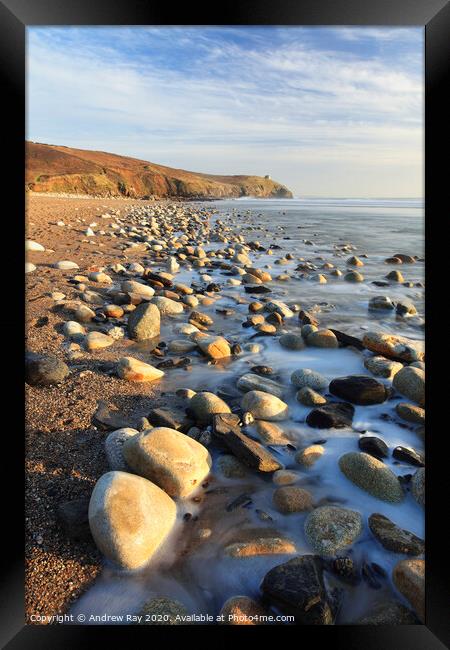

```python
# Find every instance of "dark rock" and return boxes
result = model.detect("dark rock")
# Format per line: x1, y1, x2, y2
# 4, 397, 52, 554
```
92, 400, 130, 431
226, 494, 253, 512
261, 555, 338, 624
306, 402, 355, 429
147, 407, 193, 432
358, 436, 389, 459
142, 270, 173, 287
329, 329, 365, 350
328, 557, 361, 585
392, 446, 424, 467
368, 513, 424, 555
25, 353, 70, 386
56, 498, 92, 541
244, 285, 272, 294
329, 375, 388, 405
212, 414, 282, 472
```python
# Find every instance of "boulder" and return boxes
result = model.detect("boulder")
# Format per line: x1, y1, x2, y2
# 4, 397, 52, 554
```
329, 375, 388, 405
117, 357, 164, 382
237, 373, 285, 398
152, 296, 184, 317
392, 366, 425, 406
338, 452, 404, 502
279, 334, 305, 350
368, 296, 395, 311
88, 471, 176, 569
123, 427, 212, 498
212, 414, 282, 472
306, 329, 339, 348
241, 390, 289, 421
138, 597, 188, 625
85, 331, 114, 351
411, 468, 425, 506
304, 506, 363, 556
261, 555, 338, 624
189, 391, 231, 425
395, 403, 425, 425
291, 368, 328, 391
197, 335, 231, 360
296, 444, 324, 467
392, 559, 425, 622
273, 487, 313, 513
26, 353, 69, 386
127, 302, 160, 341
364, 356, 403, 379
121, 280, 155, 300
105, 428, 138, 471
362, 331, 424, 363
358, 436, 389, 459
220, 596, 269, 625
368, 513, 424, 555
296, 387, 327, 405
306, 402, 354, 429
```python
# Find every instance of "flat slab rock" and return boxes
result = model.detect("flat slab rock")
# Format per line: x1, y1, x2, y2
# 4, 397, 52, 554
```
261, 555, 339, 624
306, 402, 355, 429
212, 414, 282, 472
329, 375, 389, 405
368, 513, 424, 555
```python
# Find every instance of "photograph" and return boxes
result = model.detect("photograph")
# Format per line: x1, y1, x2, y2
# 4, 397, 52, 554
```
24, 24, 427, 628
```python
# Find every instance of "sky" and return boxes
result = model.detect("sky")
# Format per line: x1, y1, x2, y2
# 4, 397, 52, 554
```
26, 26, 424, 198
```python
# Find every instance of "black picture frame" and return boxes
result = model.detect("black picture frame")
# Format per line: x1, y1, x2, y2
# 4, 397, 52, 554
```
1, 0, 448, 647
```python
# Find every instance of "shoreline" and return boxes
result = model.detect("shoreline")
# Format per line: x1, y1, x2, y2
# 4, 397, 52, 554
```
25, 195, 425, 625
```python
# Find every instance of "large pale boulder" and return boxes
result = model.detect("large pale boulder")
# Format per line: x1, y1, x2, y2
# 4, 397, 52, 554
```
123, 427, 212, 497
88, 471, 176, 570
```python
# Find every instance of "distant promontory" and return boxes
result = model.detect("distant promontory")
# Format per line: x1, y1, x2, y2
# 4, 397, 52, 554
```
26, 142, 293, 200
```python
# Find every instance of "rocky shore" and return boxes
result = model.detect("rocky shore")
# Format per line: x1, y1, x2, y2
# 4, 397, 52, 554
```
25, 194, 424, 625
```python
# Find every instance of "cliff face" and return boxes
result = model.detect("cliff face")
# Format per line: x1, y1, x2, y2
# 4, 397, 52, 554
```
26, 142, 293, 199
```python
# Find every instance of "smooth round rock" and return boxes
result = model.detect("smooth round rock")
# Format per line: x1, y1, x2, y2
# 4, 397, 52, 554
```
88, 471, 177, 570
393, 366, 425, 406
290, 368, 328, 391
241, 390, 289, 422
304, 506, 363, 556
306, 329, 339, 348
296, 445, 324, 467
273, 486, 313, 513
123, 427, 212, 498
338, 452, 404, 502
279, 333, 305, 350
220, 596, 269, 625
189, 392, 231, 425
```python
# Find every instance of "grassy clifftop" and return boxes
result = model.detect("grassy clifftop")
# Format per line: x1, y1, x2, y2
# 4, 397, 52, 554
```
26, 142, 293, 199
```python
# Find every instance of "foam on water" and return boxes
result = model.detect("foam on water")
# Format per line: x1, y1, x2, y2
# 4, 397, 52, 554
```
71, 199, 424, 624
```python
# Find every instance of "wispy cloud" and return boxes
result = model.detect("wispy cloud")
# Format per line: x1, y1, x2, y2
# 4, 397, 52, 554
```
26, 27, 423, 197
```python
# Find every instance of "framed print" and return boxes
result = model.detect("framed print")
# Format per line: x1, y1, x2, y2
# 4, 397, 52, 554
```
1, 0, 448, 646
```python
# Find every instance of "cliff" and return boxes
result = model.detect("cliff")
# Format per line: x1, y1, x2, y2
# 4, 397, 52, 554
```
26, 142, 293, 200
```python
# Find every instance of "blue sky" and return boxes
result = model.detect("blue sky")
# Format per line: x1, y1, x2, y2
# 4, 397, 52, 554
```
27, 27, 423, 197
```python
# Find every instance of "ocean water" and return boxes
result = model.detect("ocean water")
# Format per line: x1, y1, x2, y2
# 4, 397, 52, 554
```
71, 197, 424, 625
